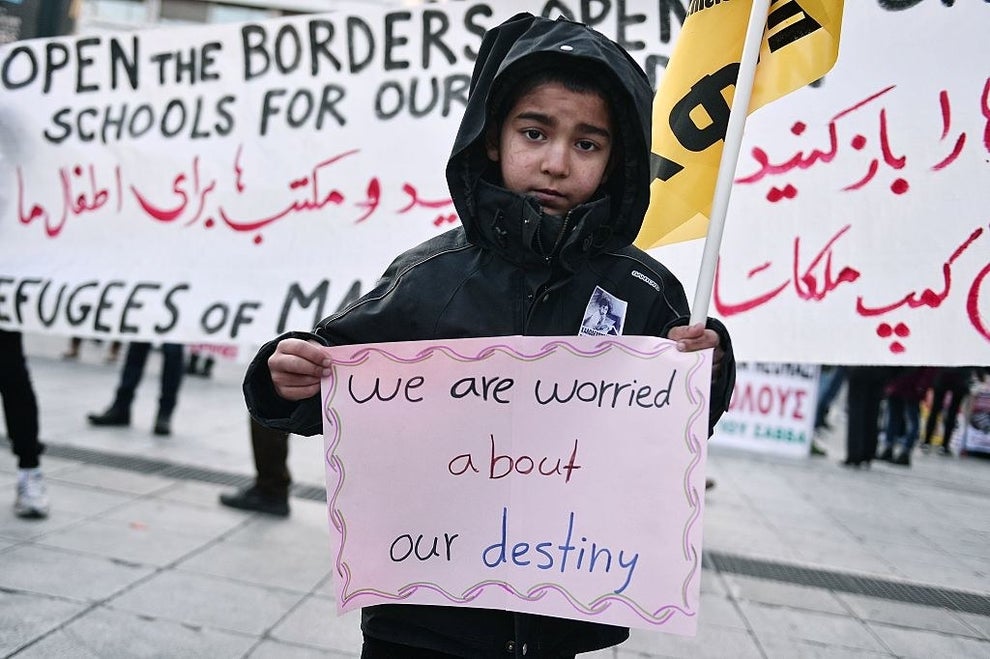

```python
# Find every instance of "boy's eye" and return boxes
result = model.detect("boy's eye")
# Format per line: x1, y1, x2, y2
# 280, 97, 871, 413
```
522, 128, 545, 141
575, 139, 599, 152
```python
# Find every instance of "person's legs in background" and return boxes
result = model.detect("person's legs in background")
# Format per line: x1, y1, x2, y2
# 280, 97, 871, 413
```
153, 343, 185, 436
62, 336, 82, 360
0, 330, 50, 518
938, 383, 968, 456
922, 381, 949, 451
186, 350, 215, 378
891, 399, 921, 466
879, 396, 907, 462
844, 367, 885, 468
220, 417, 291, 517
106, 340, 122, 364
815, 366, 847, 430
88, 342, 150, 426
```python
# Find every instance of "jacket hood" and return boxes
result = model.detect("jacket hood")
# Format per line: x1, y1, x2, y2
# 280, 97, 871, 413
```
445, 13, 655, 258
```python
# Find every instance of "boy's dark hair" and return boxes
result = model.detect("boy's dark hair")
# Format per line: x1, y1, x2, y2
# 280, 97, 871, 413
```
486, 54, 623, 181
489, 57, 614, 126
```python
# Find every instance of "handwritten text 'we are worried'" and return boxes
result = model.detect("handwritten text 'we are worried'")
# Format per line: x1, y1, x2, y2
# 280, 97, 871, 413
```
345, 371, 679, 409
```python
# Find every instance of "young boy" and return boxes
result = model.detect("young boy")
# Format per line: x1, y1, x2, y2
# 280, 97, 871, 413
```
245, 12, 735, 658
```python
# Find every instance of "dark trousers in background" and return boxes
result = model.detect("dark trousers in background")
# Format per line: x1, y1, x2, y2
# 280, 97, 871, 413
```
0, 330, 44, 469
924, 380, 969, 448
845, 366, 889, 465
250, 416, 291, 498
112, 342, 184, 418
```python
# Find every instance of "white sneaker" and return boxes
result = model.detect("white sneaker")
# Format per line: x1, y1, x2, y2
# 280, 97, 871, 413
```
15, 468, 50, 519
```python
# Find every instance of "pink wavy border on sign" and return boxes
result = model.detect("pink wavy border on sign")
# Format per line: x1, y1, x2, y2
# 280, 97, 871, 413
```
322, 338, 708, 626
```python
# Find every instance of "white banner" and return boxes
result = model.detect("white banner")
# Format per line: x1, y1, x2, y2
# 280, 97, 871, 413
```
1, 1, 987, 364
712, 362, 819, 457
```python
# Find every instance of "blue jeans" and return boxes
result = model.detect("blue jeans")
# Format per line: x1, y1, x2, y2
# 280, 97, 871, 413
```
815, 366, 846, 429
885, 397, 920, 450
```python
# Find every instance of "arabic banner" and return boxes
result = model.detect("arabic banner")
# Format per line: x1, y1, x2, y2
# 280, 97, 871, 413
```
653, 0, 989, 365
637, 0, 844, 249
0, 1, 987, 365
321, 335, 712, 634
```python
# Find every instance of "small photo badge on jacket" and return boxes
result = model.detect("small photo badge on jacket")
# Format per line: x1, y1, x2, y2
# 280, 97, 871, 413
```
579, 286, 627, 336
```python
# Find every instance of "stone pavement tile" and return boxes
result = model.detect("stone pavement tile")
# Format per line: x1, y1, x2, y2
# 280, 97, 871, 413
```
155, 479, 230, 509
956, 613, 990, 639
222, 498, 333, 553
13, 606, 256, 659
0, 544, 154, 601
699, 568, 727, 597
35, 517, 220, 567
100, 493, 249, 537
832, 514, 933, 548
738, 600, 886, 652
616, 624, 763, 658
315, 573, 335, 598
178, 534, 332, 592
755, 633, 893, 658
39, 479, 141, 517
867, 621, 990, 659
269, 594, 363, 653
249, 639, 354, 658
834, 593, 980, 637
722, 574, 847, 615
702, 514, 800, 562
868, 538, 948, 567
889, 558, 990, 592
0, 590, 88, 656
109, 570, 305, 636
952, 530, 990, 561
954, 552, 990, 576
47, 463, 175, 496
766, 513, 859, 545
791, 540, 899, 577
696, 592, 749, 629
0, 498, 95, 542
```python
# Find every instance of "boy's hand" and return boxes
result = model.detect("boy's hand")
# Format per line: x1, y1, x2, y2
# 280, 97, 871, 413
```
668, 323, 725, 376
268, 338, 333, 401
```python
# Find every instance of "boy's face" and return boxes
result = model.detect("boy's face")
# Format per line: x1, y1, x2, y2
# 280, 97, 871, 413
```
486, 82, 613, 217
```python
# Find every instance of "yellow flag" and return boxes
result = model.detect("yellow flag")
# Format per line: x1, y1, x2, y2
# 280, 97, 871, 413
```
635, 0, 844, 250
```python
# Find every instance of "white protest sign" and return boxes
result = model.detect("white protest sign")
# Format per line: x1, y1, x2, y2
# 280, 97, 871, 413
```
0, 1, 986, 364
713, 362, 819, 457
321, 335, 712, 635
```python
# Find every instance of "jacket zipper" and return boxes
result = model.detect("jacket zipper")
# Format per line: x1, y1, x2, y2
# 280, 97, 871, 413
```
524, 210, 574, 329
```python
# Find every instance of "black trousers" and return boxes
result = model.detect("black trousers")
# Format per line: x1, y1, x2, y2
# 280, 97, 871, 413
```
250, 416, 291, 498
361, 636, 462, 658
0, 330, 44, 468
360, 635, 576, 658
112, 342, 184, 417
845, 366, 889, 465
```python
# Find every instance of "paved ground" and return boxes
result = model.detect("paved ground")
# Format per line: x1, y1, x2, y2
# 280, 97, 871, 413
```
1, 335, 988, 658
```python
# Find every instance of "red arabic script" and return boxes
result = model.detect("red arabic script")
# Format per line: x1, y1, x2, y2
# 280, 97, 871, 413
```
855, 227, 984, 316
714, 226, 860, 316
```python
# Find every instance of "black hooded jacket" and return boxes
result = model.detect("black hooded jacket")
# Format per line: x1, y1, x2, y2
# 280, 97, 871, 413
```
244, 13, 735, 658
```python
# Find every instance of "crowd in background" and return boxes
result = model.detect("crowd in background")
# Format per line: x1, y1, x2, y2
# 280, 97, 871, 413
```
814, 365, 990, 470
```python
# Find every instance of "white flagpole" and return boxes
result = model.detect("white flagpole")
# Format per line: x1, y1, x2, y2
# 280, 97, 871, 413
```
689, 0, 772, 325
